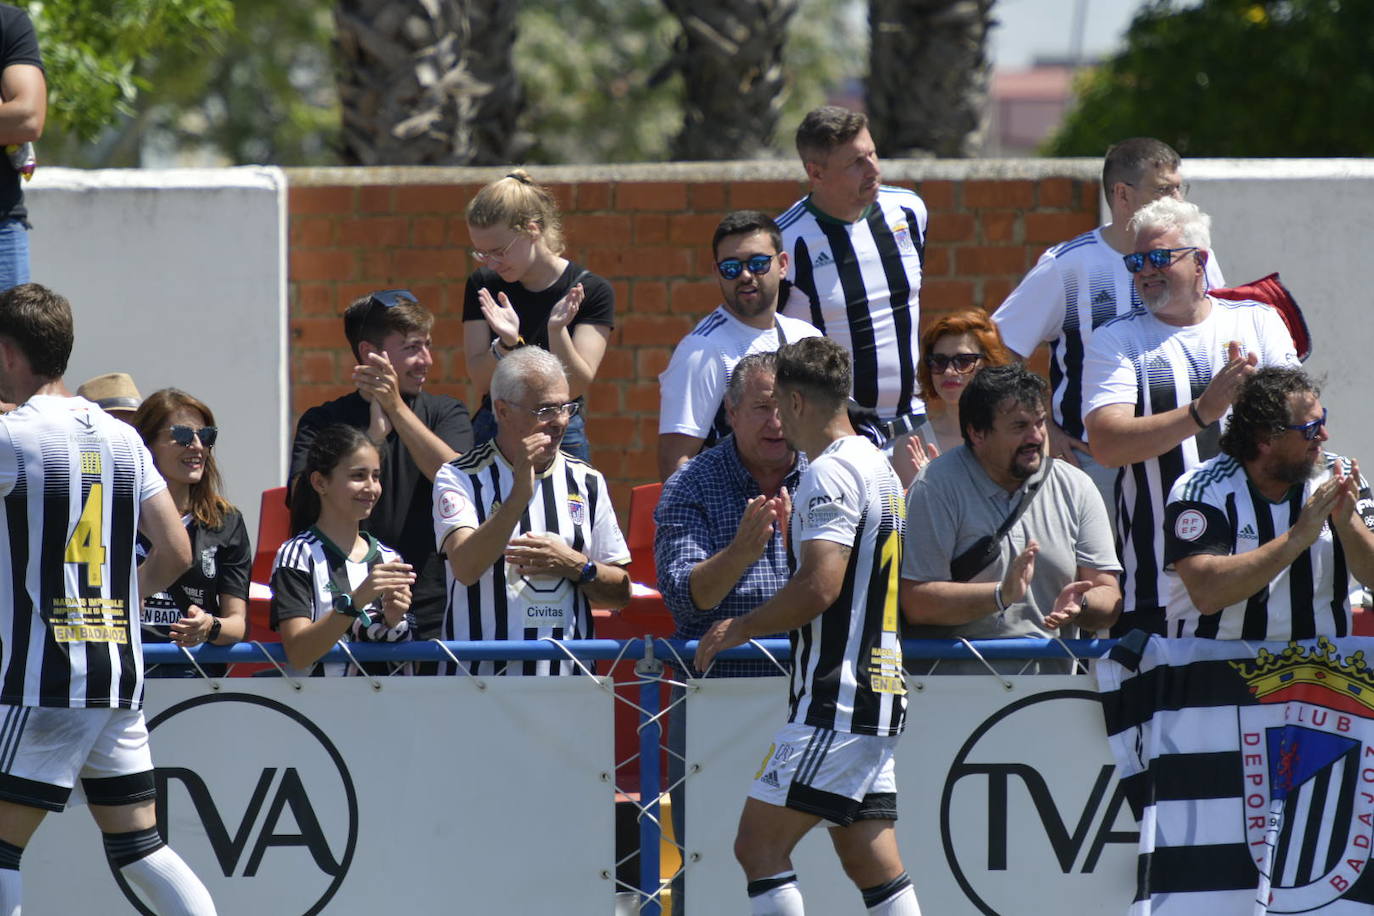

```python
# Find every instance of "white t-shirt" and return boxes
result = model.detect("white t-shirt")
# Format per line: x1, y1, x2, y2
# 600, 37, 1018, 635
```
657, 306, 819, 439
1082, 297, 1299, 625
993, 227, 1226, 439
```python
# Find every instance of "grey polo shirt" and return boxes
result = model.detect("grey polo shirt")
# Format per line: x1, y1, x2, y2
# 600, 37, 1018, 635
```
902, 445, 1119, 673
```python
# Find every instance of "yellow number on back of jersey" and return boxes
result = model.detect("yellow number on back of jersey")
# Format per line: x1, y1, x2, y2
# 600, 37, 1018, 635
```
879, 529, 899, 634
65, 483, 105, 587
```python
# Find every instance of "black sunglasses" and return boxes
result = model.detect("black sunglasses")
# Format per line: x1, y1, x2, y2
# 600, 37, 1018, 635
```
926, 352, 984, 373
1285, 407, 1327, 441
717, 254, 775, 281
345, 289, 418, 338
1122, 247, 1198, 274
168, 425, 217, 448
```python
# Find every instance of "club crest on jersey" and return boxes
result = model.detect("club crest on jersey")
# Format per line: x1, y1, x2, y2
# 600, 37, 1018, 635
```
200, 546, 217, 579
567, 493, 586, 526
1230, 639, 1374, 910
892, 222, 917, 256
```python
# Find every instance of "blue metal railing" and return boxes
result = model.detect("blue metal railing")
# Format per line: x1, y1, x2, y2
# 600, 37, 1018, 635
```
142, 637, 1117, 914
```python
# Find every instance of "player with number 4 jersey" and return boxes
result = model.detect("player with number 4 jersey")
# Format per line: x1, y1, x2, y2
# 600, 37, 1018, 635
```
0, 284, 215, 914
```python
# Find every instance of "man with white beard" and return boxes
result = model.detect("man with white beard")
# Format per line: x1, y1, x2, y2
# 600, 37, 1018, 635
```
1082, 198, 1299, 636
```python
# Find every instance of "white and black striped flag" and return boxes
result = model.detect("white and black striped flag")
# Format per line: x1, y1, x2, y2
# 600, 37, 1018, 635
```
1099, 631, 1374, 914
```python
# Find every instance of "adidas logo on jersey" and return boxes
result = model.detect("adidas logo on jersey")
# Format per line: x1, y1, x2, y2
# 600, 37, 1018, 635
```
1092, 288, 1114, 307
813, 251, 834, 268
1238, 523, 1258, 541
760, 770, 781, 788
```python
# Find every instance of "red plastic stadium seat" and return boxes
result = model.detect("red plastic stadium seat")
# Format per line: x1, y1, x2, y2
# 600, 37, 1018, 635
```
232, 486, 290, 676
625, 482, 662, 588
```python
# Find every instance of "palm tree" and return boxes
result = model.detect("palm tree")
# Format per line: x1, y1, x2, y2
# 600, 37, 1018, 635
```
867, 0, 995, 158
662, 0, 799, 161
334, 0, 522, 165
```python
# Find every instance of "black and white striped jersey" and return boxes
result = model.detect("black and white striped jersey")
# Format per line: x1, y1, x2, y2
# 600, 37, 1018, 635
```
0, 395, 165, 709
432, 441, 630, 676
787, 436, 907, 737
1082, 298, 1299, 633
1163, 452, 1374, 640
992, 228, 1226, 440
778, 186, 927, 420
269, 528, 413, 677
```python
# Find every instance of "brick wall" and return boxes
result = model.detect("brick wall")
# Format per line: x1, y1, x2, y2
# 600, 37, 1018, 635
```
285, 162, 1100, 518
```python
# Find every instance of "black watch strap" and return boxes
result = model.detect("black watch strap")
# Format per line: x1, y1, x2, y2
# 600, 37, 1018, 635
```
206, 617, 222, 643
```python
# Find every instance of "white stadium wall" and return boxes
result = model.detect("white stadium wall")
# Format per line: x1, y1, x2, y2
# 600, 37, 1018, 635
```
25, 167, 289, 538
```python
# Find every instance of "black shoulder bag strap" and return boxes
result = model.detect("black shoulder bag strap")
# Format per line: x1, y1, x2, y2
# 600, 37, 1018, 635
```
948, 457, 1055, 583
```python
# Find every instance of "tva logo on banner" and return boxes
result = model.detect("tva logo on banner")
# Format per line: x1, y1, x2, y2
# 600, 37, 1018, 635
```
117, 693, 359, 916
940, 689, 1138, 916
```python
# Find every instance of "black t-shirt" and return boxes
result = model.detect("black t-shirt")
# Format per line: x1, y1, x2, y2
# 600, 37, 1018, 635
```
462, 261, 615, 353
288, 391, 474, 639
0, 5, 42, 224
139, 507, 252, 640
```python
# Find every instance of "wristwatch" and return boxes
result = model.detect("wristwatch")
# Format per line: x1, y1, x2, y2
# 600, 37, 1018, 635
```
332, 592, 373, 627
206, 617, 222, 643
578, 559, 597, 584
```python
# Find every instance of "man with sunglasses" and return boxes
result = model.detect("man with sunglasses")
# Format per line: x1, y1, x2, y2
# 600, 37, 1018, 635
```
992, 138, 1224, 517
433, 347, 631, 675
1162, 368, 1374, 639
657, 210, 819, 480
290, 290, 473, 646
1082, 198, 1298, 636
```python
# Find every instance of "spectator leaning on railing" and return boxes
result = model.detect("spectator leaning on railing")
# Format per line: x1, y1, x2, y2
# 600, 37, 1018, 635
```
900, 364, 1121, 675
433, 347, 630, 677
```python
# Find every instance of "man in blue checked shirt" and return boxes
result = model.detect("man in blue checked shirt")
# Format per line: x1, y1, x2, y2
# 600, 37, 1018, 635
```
655, 351, 804, 678
656, 351, 804, 910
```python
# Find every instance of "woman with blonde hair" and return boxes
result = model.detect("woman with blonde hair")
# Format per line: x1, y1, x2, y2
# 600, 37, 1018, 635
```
462, 169, 615, 460
131, 388, 250, 675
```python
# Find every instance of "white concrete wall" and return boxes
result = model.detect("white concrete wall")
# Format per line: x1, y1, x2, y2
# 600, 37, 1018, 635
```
1140, 160, 1374, 466
25, 167, 288, 538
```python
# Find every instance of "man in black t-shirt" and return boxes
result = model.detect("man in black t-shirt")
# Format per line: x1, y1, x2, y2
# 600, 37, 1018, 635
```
289, 290, 473, 644
0, 5, 45, 291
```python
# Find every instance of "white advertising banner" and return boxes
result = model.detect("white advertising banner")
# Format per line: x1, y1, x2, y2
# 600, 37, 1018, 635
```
23, 676, 616, 915
684, 674, 1138, 914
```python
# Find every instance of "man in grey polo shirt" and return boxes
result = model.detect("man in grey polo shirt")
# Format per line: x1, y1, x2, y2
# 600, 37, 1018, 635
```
899, 365, 1121, 673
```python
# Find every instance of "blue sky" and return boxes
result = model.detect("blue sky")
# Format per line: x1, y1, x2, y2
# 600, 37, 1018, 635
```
991, 0, 1148, 69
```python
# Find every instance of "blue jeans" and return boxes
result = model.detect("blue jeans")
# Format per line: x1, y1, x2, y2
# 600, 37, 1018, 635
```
0, 219, 30, 291
471, 398, 590, 462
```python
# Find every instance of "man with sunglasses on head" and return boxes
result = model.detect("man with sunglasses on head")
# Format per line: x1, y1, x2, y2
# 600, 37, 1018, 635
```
433, 347, 631, 675
1162, 368, 1374, 639
900, 365, 1121, 674
657, 210, 819, 480
776, 106, 930, 485
992, 138, 1224, 518
1082, 198, 1298, 636
289, 290, 473, 646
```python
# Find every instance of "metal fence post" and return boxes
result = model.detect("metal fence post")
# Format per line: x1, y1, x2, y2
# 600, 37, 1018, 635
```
635, 637, 664, 915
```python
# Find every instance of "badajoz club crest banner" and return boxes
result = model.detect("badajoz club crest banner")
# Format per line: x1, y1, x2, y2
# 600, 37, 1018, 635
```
1099, 634, 1374, 914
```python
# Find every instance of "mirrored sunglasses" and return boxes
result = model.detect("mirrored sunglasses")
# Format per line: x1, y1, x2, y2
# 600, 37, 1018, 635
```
1122, 247, 1198, 274
717, 254, 775, 281
1285, 407, 1327, 441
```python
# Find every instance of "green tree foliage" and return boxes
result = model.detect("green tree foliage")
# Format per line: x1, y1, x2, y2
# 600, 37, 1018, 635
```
20, 0, 234, 142
515, 0, 864, 164
1048, 0, 1374, 157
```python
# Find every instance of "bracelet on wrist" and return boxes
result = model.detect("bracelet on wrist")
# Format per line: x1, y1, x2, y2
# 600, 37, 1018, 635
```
994, 582, 1008, 615
1188, 400, 1208, 429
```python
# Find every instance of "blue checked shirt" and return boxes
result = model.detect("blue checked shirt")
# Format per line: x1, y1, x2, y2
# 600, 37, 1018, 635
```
654, 435, 806, 677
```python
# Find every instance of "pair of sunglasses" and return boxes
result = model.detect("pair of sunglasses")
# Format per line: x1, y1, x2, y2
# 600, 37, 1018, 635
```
1122, 247, 1198, 274
1285, 407, 1327, 441
717, 254, 775, 281
168, 425, 217, 448
527, 401, 582, 422
926, 352, 983, 374
344, 289, 419, 339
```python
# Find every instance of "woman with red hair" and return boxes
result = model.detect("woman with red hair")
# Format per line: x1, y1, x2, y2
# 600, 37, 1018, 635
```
909, 309, 1015, 470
